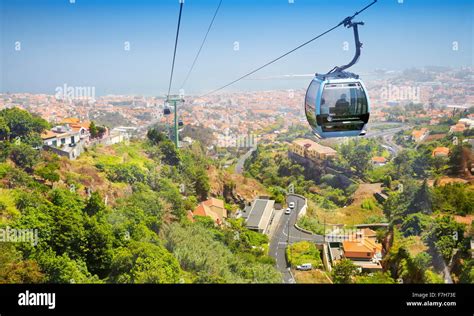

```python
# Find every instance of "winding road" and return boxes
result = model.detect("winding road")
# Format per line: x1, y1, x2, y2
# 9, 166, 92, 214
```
235, 145, 257, 174
269, 194, 323, 283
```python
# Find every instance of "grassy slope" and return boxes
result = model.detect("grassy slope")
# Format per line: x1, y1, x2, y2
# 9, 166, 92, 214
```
313, 183, 385, 226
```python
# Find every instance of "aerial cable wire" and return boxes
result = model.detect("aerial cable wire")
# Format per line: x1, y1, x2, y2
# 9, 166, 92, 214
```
180, 0, 223, 90
167, 1, 185, 98
200, 0, 377, 97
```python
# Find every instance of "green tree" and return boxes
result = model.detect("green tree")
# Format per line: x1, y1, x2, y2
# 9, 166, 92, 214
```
0, 141, 11, 162
0, 116, 10, 141
332, 259, 358, 284
89, 121, 98, 138
194, 168, 210, 201
166, 223, 280, 283
83, 215, 114, 278
339, 139, 374, 177
0, 260, 45, 284
159, 140, 181, 166
0, 108, 49, 141
356, 272, 395, 284
435, 236, 457, 261
408, 180, 432, 215
0, 243, 45, 284
147, 128, 166, 145
89, 121, 107, 139
34, 249, 100, 284
424, 270, 444, 283
400, 213, 433, 237
9, 143, 40, 171
432, 183, 474, 216
35, 161, 60, 184
107, 164, 147, 184
383, 175, 392, 188
459, 259, 474, 284
84, 192, 107, 216
393, 150, 415, 178
109, 241, 181, 284
449, 144, 464, 175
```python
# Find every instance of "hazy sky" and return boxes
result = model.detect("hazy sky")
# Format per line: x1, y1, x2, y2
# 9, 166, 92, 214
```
1, 0, 473, 96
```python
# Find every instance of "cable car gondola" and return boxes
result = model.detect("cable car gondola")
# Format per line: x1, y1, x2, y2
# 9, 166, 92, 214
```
163, 107, 171, 115
305, 19, 370, 139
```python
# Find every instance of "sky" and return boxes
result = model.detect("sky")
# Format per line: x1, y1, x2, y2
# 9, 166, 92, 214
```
0, 0, 473, 96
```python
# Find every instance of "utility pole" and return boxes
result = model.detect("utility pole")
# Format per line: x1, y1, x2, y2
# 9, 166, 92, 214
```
165, 95, 184, 148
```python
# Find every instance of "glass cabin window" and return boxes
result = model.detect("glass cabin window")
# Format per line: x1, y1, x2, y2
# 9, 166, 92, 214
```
305, 80, 320, 128
319, 82, 369, 132
321, 82, 368, 117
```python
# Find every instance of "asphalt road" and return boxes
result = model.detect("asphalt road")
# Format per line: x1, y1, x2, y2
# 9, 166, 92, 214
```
235, 145, 257, 174
269, 194, 323, 283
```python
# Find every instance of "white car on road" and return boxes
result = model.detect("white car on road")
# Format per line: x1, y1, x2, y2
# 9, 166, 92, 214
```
289, 202, 295, 209
285, 208, 291, 215
296, 263, 313, 271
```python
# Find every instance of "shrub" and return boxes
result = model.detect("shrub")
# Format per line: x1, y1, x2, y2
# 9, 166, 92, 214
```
286, 241, 322, 268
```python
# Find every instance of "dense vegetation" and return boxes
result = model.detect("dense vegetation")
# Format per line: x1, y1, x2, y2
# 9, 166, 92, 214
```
245, 121, 473, 284
286, 241, 322, 269
0, 110, 280, 284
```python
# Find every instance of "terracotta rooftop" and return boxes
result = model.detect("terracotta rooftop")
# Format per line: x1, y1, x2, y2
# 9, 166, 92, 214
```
372, 156, 387, 163
292, 139, 337, 155
432, 147, 450, 157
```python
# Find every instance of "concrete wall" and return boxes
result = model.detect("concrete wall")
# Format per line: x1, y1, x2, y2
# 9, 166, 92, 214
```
322, 243, 332, 273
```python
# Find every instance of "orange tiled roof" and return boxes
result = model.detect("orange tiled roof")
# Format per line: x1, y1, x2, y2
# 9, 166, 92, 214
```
70, 121, 91, 130
432, 147, 450, 157
451, 124, 466, 133
292, 139, 337, 155
61, 117, 80, 124
343, 238, 382, 254
362, 228, 377, 238
411, 128, 428, 139
202, 197, 225, 209
372, 156, 387, 163
41, 130, 57, 140
192, 204, 208, 217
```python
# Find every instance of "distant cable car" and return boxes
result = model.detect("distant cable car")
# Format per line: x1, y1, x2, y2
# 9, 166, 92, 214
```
163, 107, 171, 115
305, 19, 370, 138
178, 120, 184, 127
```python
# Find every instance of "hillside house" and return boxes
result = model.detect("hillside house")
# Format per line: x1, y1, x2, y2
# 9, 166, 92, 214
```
432, 147, 450, 158
289, 139, 337, 162
371, 156, 387, 166
411, 128, 429, 143
241, 198, 275, 234
188, 198, 227, 225
41, 125, 85, 160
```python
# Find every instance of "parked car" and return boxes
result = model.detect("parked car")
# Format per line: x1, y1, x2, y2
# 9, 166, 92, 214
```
285, 208, 291, 215
296, 263, 313, 271
289, 202, 295, 209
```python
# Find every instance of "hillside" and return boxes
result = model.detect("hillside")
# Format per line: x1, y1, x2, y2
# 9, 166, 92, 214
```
0, 110, 281, 284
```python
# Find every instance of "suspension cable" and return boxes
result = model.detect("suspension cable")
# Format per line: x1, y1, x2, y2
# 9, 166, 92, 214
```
167, 1, 185, 98
181, 0, 223, 90
200, 0, 377, 97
